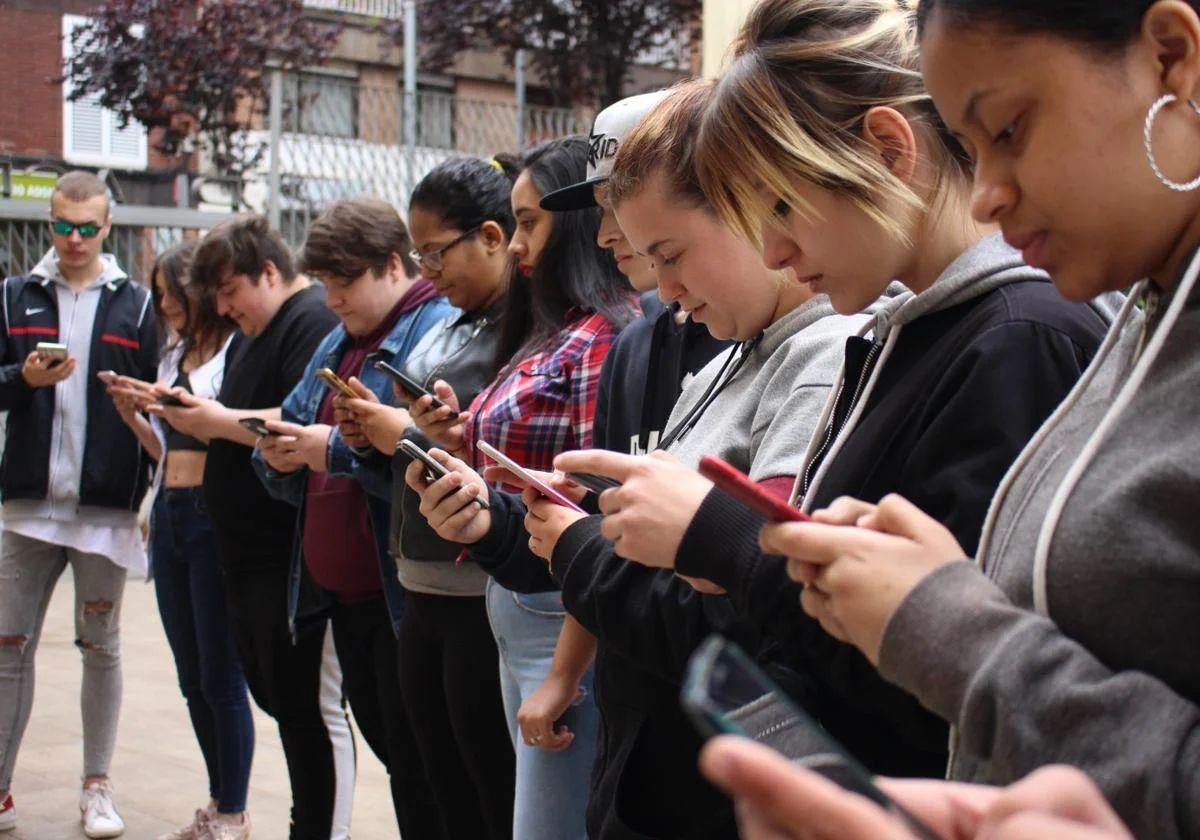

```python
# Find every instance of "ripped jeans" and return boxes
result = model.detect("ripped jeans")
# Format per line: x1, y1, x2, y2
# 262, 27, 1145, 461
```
0, 530, 127, 793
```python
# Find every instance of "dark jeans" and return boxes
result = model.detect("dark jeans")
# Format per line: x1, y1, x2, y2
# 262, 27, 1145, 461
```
224, 567, 355, 840
398, 590, 515, 840
331, 595, 445, 839
151, 487, 254, 814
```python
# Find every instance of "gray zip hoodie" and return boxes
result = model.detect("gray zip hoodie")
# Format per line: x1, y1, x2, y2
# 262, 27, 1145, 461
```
878, 249, 1199, 839
665, 294, 872, 478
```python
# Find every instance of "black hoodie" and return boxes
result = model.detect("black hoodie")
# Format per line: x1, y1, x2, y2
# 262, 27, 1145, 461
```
469, 290, 736, 839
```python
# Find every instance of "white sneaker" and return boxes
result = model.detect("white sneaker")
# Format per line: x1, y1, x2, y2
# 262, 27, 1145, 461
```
80, 781, 125, 838
204, 812, 251, 840
0, 794, 15, 831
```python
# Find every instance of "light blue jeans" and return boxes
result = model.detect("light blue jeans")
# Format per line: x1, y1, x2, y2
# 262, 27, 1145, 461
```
486, 579, 597, 840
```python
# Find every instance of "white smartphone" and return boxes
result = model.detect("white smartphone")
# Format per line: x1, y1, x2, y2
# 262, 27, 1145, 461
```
475, 440, 584, 512
36, 341, 68, 366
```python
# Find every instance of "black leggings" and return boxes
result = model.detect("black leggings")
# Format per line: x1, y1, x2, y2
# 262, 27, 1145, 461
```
398, 590, 515, 840
331, 596, 445, 839
224, 569, 354, 840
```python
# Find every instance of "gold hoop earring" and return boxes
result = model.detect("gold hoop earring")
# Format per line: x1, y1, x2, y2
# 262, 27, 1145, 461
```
1144, 93, 1200, 192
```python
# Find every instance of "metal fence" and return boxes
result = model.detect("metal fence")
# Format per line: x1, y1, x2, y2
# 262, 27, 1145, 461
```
250, 75, 588, 242
0, 201, 230, 285
0, 74, 586, 269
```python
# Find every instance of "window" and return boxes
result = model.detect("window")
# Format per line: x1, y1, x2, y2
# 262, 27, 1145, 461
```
282, 72, 358, 139
61, 15, 148, 169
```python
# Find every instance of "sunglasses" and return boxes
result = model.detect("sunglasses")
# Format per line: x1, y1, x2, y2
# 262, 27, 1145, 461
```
50, 219, 103, 239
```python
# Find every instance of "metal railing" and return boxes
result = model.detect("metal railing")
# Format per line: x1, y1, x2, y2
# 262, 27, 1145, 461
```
302, 0, 404, 18
251, 75, 587, 240
0, 201, 230, 285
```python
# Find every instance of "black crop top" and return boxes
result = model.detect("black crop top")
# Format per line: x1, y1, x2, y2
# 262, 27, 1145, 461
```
165, 369, 207, 452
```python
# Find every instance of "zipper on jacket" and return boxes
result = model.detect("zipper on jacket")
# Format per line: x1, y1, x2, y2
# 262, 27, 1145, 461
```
425, 316, 489, 387
46, 288, 81, 518
801, 340, 881, 498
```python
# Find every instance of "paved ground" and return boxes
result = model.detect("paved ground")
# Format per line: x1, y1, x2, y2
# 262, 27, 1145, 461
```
4, 573, 397, 839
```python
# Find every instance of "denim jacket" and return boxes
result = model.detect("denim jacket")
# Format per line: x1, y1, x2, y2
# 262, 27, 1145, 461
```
252, 295, 455, 638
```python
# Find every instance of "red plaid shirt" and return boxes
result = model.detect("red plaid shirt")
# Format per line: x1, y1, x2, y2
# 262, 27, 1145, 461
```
465, 308, 630, 476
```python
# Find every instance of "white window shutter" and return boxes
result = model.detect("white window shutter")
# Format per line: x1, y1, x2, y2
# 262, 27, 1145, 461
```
62, 14, 148, 169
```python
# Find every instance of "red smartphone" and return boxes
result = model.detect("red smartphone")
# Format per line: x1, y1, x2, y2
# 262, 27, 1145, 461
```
698, 455, 811, 523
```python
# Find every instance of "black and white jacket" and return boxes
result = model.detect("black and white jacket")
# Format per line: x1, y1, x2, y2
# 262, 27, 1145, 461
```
0, 253, 158, 511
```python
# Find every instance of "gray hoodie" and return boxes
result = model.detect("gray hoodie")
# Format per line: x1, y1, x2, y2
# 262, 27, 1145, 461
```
665, 294, 872, 478
878, 250, 1199, 839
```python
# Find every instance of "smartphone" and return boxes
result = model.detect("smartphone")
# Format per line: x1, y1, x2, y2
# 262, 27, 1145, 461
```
157, 393, 187, 407
476, 440, 585, 513
698, 455, 810, 523
238, 417, 279, 437
683, 636, 940, 840
97, 370, 118, 386
36, 341, 68, 367
565, 471, 621, 495
316, 367, 358, 399
399, 439, 488, 509
373, 360, 446, 410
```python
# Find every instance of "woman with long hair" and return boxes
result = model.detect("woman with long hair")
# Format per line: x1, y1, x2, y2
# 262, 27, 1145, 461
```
405, 137, 637, 839
105, 242, 253, 840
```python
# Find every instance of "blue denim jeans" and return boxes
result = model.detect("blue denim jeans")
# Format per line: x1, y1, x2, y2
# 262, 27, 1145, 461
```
151, 487, 255, 814
486, 579, 597, 840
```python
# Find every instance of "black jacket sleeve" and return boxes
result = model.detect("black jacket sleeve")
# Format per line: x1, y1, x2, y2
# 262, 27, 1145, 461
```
551, 514, 760, 683
0, 280, 34, 411
467, 488, 558, 593
675, 487, 951, 773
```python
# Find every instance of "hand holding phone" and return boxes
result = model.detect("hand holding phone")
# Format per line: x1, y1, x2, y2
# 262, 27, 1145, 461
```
698, 456, 809, 523
564, 472, 621, 495
316, 367, 359, 399
399, 439, 488, 509
374, 361, 446, 410
683, 636, 940, 840
238, 417, 279, 438
477, 440, 585, 513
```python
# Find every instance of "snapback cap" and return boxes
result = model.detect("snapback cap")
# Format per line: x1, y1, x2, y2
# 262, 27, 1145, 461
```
540, 89, 670, 212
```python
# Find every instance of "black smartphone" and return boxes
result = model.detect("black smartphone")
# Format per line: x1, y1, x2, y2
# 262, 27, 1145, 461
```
157, 393, 187, 407
374, 361, 446, 410
565, 471, 621, 495
238, 417, 279, 437
682, 636, 940, 840
398, 439, 488, 509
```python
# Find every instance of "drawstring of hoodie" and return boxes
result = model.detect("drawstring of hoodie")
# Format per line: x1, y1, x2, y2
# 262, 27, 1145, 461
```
656, 335, 762, 452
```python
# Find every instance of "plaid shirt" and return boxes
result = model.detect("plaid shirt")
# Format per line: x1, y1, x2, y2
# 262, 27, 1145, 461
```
465, 309, 629, 476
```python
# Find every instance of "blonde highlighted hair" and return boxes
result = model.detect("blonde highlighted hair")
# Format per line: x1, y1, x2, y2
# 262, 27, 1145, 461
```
695, 0, 971, 245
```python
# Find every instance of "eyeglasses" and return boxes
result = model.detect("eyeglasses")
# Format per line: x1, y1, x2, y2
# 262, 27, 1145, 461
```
409, 227, 480, 272
50, 219, 103, 239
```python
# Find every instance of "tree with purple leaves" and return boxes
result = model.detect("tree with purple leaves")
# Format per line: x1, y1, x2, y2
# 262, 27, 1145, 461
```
59, 0, 341, 176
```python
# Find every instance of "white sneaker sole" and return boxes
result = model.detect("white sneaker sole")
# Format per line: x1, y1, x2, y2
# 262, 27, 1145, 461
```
82, 817, 124, 838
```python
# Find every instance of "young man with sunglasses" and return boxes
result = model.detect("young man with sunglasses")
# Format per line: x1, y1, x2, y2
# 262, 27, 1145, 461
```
0, 170, 158, 837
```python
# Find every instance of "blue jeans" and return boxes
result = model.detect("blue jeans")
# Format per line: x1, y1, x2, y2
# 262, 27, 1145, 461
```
486, 579, 597, 840
151, 488, 255, 814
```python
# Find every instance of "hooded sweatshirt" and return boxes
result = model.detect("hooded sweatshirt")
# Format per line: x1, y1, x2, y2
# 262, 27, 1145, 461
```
542, 294, 871, 840
878, 250, 1199, 840
675, 235, 1115, 776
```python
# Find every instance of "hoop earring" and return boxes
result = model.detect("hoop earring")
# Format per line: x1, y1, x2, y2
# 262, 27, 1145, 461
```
1144, 93, 1200, 192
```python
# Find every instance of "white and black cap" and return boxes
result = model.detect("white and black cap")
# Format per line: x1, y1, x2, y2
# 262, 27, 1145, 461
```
539, 89, 670, 212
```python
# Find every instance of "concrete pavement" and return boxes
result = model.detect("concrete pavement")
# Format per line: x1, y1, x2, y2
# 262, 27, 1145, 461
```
4, 572, 397, 839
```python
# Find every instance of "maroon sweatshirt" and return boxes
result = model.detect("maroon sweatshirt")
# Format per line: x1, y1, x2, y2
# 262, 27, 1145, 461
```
302, 279, 438, 603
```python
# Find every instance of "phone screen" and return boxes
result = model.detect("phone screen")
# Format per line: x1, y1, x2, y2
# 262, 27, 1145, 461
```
476, 440, 585, 513
682, 636, 940, 840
